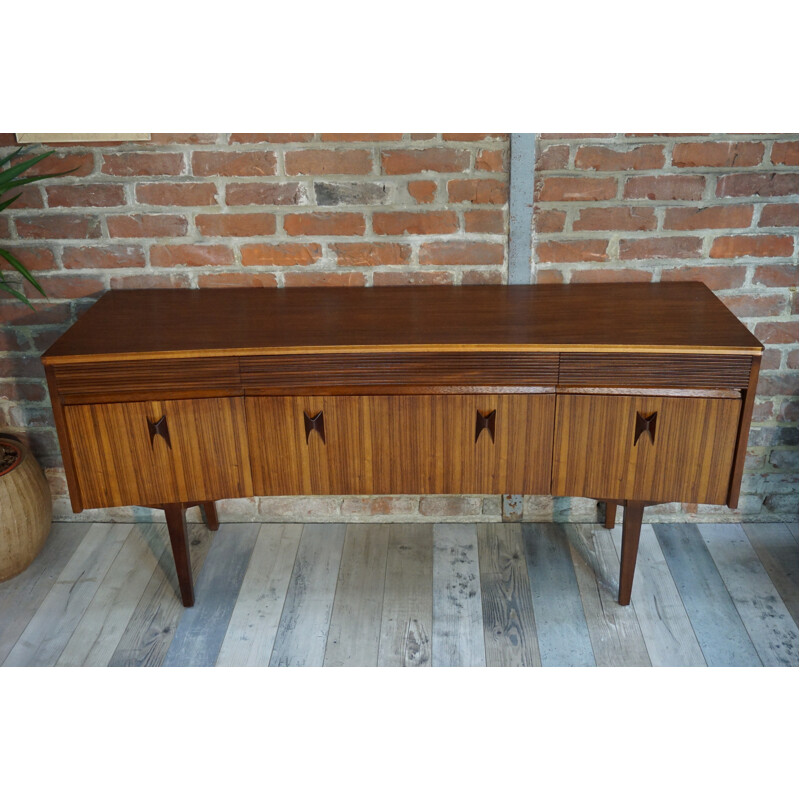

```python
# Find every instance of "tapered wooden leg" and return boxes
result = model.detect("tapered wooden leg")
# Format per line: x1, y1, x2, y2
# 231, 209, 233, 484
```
604, 501, 617, 529
618, 501, 645, 606
202, 501, 219, 531
163, 503, 195, 607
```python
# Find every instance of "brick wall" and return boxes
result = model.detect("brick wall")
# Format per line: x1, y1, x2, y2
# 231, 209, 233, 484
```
0, 132, 796, 524
534, 133, 798, 520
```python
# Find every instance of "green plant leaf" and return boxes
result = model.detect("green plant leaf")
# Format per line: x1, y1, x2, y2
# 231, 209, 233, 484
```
0, 146, 28, 169
0, 169, 79, 194
0, 150, 54, 184
0, 247, 46, 297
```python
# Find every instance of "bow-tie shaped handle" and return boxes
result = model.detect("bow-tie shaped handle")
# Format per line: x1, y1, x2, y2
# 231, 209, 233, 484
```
147, 414, 172, 450
475, 409, 496, 443
304, 410, 326, 444
634, 411, 657, 446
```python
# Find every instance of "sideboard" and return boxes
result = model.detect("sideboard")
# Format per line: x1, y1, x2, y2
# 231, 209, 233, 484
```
42, 283, 763, 608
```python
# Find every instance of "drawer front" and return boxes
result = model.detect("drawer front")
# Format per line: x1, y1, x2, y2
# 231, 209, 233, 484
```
552, 394, 741, 504
247, 394, 555, 496
65, 398, 253, 508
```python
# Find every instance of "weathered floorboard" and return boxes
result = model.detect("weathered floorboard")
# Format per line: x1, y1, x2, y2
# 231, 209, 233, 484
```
743, 523, 799, 626
0, 522, 90, 664
700, 524, 798, 667
522, 523, 594, 667
324, 524, 389, 667
569, 525, 651, 667
432, 523, 485, 667
3, 523, 131, 667
378, 524, 433, 667
270, 524, 346, 667
163, 523, 260, 667
610, 524, 705, 666
477, 523, 541, 667
216, 523, 302, 667
108, 524, 215, 667
654, 523, 761, 666
56, 524, 168, 666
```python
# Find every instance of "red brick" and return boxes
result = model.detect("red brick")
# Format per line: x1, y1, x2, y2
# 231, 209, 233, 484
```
331, 243, 411, 266
672, 141, 765, 168
752, 264, 798, 287
536, 145, 569, 170
102, 153, 184, 176
709, 235, 794, 259
109, 273, 192, 289
320, 133, 402, 141
284, 213, 365, 236
0, 328, 27, 352
373, 271, 453, 286
197, 272, 279, 288
63, 245, 146, 270
150, 244, 233, 267
107, 214, 188, 238
241, 243, 322, 266
285, 150, 372, 175
788, 350, 799, 370
660, 265, 747, 290
196, 213, 276, 237
6, 186, 43, 209
284, 271, 366, 287
229, 133, 313, 143
475, 149, 506, 172
149, 133, 218, 144
535, 270, 565, 283
448, 179, 508, 204
0, 247, 57, 271
0, 355, 45, 379
419, 242, 504, 266
136, 183, 218, 206
537, 240, 609, 263
461, 269, 504, 284
754, 321, 798, 344
0, 133, 18, 146
15, 215, 101, 239
225, 182, 304, 206
619, 237, 703, 260
192, 151, 277, 177
17, 153, 94, 177
624, 175, 706, 201
534, 209, 567, 233
573, 207, 656, 231
540, 133, 614, 139
0, 217, 9, 238
0, 381, 46, 402
442, 134, 506, 141
46, 184, 125, 207
464, 209, 505, 233
771, 141, 799, 166
570, 269, 653, 283
0, 300, 72, 326
536, 177, 616, 202
721, 293, 787, 318
664, 205, 754, 230
575, 145, 664, 171
759, 203, 798, 227
408, 180, 437, 204
373, 211, 458, 235
26, 274, 105, 299
382, 149, 470, 175
716, 173, 799, 198
757, 373, 799, 395
410, 134, 436, 140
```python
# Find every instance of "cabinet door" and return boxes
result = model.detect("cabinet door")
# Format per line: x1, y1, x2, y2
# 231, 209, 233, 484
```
552, 394, 741, 504
65, 398, 253, 508
247, 393, 554, 496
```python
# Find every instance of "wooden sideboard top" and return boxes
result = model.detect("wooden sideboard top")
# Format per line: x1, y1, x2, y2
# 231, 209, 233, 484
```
42, 282, 763, 364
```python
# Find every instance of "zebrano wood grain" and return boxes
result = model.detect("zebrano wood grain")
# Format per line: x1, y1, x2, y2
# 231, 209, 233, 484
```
247, 394, 555, 496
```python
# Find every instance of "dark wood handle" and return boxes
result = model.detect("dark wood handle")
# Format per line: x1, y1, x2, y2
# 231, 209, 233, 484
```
634, 411, 657, 446
147, 414, 172, 450
304, 410, 326, 444
475, 409, 496, 443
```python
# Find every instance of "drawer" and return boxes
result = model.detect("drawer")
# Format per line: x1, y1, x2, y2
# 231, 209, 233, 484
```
551, 393, 741, 504
240, 352, 558, 393
65, 397, 253, 508
246, 393, 555, 496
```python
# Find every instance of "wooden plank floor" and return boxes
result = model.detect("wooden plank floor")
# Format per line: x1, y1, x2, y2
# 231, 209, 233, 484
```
1, 521, 796, 667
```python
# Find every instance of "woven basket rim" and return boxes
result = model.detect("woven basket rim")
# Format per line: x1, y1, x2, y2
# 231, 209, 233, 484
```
0, 438, 23, 478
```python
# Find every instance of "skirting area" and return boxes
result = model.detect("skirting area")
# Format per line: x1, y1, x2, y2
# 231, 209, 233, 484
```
1, 520, 797, 667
